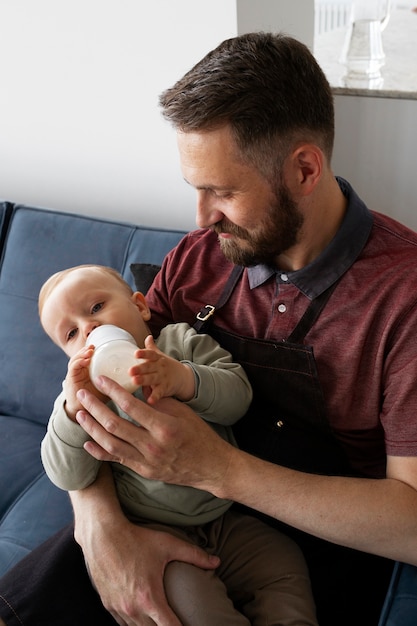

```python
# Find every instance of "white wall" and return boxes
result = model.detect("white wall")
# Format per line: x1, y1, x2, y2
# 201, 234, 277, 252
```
332, 94, 417, 230
237, 0, 314, 47
0, 0, 313, 230
0, 0, 238, 230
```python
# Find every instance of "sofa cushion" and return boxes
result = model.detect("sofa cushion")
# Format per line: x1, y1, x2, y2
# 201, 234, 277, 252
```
0, 458, 72, 577
130, 262, 161, 294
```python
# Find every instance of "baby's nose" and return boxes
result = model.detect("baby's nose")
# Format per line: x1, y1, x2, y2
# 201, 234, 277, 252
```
85, 323, 99, 340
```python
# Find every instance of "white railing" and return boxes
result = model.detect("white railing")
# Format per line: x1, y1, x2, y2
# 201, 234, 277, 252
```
315, 2, 352, 35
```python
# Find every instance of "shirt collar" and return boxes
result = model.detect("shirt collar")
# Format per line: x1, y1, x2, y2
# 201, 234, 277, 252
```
247, 177, 373, 299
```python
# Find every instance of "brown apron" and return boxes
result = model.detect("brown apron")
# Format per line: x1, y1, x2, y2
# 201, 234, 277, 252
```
194, 265, 393, 626
194, 265, 352, 476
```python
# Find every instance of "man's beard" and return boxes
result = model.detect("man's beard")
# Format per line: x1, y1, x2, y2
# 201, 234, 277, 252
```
211, 182, 304, 267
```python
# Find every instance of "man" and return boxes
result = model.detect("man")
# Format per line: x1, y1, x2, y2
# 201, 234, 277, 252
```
2, 31, 417, 626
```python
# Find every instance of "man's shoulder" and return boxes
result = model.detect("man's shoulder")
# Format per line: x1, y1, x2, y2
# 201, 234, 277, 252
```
371, 211, 417, 250
365, 212, 417, 274
361, 212, 417, 292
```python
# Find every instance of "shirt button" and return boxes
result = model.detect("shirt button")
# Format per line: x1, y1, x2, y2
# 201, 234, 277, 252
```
278, 303, 287, 313
281, 273, 289, 282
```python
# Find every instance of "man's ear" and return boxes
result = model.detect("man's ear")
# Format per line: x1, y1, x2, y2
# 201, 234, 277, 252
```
290, 143, 323, 196
132, 291, 152, 321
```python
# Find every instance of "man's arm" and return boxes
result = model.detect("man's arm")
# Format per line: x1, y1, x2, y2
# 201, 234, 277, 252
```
219, 448, 417, 564
76, 377, 417, 567
70, 463, 219, 626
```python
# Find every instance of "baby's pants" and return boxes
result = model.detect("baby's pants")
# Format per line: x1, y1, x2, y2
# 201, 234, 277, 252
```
152, 509, 318, 625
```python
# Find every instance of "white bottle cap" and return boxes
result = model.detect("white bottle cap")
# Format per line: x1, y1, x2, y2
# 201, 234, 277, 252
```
88, 325, 139, 392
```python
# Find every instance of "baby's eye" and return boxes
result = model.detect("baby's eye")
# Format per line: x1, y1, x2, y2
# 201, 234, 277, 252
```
67, 328, 78, 342
91, 302, 103, 314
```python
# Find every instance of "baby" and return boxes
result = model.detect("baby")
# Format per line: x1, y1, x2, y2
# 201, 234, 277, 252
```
39, 264, 317, 626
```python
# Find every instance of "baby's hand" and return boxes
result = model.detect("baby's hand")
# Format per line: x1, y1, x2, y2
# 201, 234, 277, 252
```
130, 335, 195, 405
63, 346, 107, 420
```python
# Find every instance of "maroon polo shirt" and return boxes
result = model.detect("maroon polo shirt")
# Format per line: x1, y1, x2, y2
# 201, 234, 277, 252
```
147, 178, 417, 478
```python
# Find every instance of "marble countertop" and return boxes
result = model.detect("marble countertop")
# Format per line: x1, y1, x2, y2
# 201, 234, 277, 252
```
314, 7, 417, 99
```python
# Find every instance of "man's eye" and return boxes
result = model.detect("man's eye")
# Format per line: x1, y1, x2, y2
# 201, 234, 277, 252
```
92, 302, 103, 314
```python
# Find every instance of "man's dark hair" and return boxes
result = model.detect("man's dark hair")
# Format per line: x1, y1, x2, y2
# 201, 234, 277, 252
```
159, 32, 335, 178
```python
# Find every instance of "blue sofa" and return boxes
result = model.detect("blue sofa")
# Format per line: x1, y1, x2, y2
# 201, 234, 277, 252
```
0, 201, 185, 575
0, 200, 414, 624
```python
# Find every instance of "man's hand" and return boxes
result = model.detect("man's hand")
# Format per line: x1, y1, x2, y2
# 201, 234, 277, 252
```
71, 465, 220, 626
75, 375, 234, 493
84, 519, 219, 626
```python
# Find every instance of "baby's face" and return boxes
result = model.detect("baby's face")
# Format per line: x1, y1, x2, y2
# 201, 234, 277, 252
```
40, 267, 151, 358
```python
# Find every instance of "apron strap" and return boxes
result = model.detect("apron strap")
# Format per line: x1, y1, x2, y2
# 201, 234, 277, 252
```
194, 265, 244, 333
287, 281, 339, 343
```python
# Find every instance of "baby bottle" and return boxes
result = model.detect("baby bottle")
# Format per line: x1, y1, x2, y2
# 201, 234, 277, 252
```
88, 324, 140, 393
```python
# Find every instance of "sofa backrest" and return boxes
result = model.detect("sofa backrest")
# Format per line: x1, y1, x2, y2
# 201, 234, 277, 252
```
0, 204, 186, 425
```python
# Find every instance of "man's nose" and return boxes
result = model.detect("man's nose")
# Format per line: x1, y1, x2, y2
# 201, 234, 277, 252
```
195, 190, 223, 229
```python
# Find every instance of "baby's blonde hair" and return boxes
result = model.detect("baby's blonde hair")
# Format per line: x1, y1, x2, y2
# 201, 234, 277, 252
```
38, 264, 133, 318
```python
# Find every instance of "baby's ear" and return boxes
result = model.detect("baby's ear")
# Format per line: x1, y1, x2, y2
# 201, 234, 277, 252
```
132, 291, 151, 321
